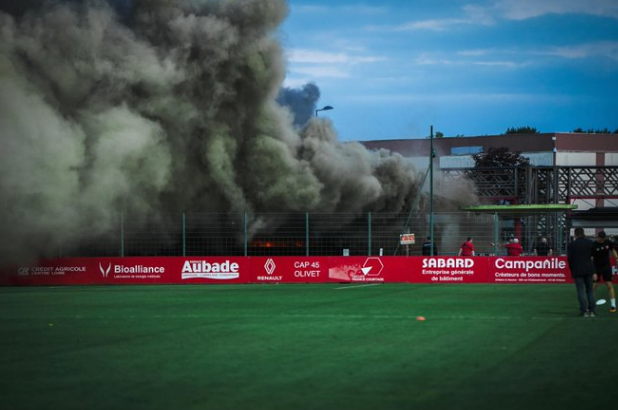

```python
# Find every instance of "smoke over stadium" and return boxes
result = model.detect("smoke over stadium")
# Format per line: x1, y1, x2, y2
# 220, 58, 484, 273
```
0, 0, 475, 265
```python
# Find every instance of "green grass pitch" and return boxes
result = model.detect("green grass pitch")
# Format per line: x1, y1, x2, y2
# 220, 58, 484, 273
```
1, 284, 616, 410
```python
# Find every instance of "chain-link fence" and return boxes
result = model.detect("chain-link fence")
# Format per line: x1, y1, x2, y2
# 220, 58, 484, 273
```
50, 209, 618, 258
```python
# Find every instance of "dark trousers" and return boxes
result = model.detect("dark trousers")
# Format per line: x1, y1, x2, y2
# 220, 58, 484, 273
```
574, 275, 596, 314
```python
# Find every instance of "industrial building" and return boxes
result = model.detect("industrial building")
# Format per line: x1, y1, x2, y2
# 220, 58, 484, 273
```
362, 132, 617, 206
361, 132, 618, 252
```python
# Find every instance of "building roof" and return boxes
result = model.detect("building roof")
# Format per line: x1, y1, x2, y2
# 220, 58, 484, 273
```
460, 204, 577, 218
360, 133, 618, 157
568, 207, 618, 228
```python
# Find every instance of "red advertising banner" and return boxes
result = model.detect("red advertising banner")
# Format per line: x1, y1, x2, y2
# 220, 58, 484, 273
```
6, 258, 96, 286
172, 257, 250, 284
328, 256, 491, 283
328, 256, 389, 283
3, 257, 252, 286
327, 256, 490, 283
95, 257, 172, 284
488, 256, 573, 284
0, 256, 576, 286
250, 257, 328, 283
408, 257, 490, 283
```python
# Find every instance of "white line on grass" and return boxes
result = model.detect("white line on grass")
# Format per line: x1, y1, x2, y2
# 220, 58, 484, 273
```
190, 284, 261, 290
334, 283, 382, 290
72, 313, 568, 321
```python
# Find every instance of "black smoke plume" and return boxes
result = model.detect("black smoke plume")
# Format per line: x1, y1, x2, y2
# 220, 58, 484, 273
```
0, 0, 474, 265
276, 82, 320, 128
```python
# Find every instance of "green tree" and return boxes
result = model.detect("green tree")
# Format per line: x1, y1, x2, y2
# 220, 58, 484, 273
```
572, 127, 617, 134
505, 126, 539, 134
472, 147, 530, 168
426, 131, 444, 138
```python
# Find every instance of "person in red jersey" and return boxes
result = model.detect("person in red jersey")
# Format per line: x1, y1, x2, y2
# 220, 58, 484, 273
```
505, 238, 524, 256
492, 238, 524, 256
458, 237, 475, 256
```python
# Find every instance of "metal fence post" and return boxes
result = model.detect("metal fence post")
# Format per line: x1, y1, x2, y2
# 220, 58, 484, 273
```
305, 212, 310, 257
244, 212, 248, 257
120, 211, 125, 257
182, 212, 186, 257
559, 211, 566, 256
368, 212, 372, 256
493, 212, 499, 255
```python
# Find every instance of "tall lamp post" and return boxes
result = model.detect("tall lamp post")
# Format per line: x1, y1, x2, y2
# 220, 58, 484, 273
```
315, 105, 334, 116
429, 125, 435, 256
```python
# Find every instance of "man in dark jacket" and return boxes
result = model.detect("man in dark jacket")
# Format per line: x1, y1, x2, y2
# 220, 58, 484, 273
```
567, 227, 597, 317
592, 231, 618, 313
422, 237, 438, 256
534, 237, 553, 256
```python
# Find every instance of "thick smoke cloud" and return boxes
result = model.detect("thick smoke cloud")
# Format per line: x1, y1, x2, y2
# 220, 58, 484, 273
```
0, 0, 469, 265
276, 82, 320, 128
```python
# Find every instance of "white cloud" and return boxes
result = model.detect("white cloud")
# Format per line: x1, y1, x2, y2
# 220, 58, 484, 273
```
345, 92, 572, 104
290, 4, 388, 15
457, 42, 618, 64
284, 46, 387, 83
282, 77, 311, 88
413, 52, 526, 68
371, 0, 616, 33
395, 18, 471, 32
413, 54, 455, 65
291, 5, 330, 13
458, 49, 491, 57
543, 41, 618, 60
291, 66, 351, 78
462, 5, 497, 25
288, 49, 385, 64
473, 61, 524, 68
376, 3, 496, 32
494, 0, 618, 20
340, 5, 388, 15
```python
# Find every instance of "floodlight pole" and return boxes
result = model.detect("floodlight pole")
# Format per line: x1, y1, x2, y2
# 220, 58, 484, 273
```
429, 125, 435, 256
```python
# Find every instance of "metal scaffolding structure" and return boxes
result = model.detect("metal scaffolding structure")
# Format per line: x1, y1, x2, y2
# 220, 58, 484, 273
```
442, 166, 618, 204
442, 165, 618, 253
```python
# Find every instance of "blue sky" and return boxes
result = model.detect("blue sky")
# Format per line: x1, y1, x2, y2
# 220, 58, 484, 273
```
279, 0, 618, 141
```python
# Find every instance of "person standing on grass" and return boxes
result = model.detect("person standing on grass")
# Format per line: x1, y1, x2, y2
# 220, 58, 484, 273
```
458, 237, 475, 256
422, 236, 438, 256
567, 227, 597, 317
592, 231, 618, 313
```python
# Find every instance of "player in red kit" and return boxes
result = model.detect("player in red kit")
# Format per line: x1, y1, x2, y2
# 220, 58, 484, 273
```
458, 237, 475, 256
505, 238, 524, 256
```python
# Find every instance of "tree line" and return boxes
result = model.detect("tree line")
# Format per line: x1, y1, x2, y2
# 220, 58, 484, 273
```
431, 126, 618, 138
504, 126, 618, 135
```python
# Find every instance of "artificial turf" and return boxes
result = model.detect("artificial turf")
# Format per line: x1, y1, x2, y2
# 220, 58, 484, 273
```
1, 284, 616, 410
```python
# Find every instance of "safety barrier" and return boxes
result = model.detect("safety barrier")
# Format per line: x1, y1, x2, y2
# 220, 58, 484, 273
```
1, 256, 579, 286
